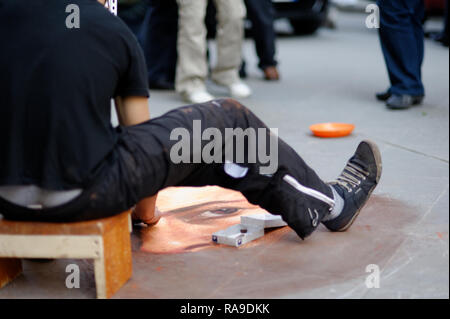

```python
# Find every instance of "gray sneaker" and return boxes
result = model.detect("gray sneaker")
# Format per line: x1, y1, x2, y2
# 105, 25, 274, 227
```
386, 94, 424, 110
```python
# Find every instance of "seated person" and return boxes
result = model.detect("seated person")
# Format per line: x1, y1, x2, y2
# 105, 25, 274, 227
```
0, 0, 382, 240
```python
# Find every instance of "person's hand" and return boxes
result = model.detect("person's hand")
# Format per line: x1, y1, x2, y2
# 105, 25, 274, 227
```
132, 195, 162, 227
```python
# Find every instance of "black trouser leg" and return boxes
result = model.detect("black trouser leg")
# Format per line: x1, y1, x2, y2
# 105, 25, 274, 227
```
0, 99, 333, 239
141, 0, 178, 84
121, 99, 333, 238
244, 0, 277, 70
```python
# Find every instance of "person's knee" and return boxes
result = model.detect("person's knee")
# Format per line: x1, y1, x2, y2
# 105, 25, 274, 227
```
212, 98, 248, 113
177, 0, 207, 21
216, 13, 244, 27
216, 1, 246, 25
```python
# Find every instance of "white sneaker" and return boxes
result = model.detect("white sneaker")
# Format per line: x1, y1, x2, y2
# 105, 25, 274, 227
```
182, 90, 215, 104
228, 81, 252, 99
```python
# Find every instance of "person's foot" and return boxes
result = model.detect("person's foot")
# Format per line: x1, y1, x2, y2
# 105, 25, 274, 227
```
239, 61, 248, 79
386, 94, 424, 110
182, 90, 215, 104
322, 140, 382, 232
263, 66, 280, 81
429, 31, 449, 47
375, 90, 392, 101
228, 81, 252, 99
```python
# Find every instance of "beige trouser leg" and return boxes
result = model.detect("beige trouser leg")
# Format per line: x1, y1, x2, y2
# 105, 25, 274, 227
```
176, 0, 246, 93
211, 0, 246, 86
175, 0, 208, 94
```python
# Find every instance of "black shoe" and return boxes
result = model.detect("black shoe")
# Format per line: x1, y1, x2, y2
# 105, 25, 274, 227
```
430, 32, 449, 47
239, 61, 247, 79
386, 94, 424, 110
149, 79, 175, 90
375, 90, 392, 101
322, 140, 382, 232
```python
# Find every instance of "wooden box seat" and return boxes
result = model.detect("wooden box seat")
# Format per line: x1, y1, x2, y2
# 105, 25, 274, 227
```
0, 211, 132, 299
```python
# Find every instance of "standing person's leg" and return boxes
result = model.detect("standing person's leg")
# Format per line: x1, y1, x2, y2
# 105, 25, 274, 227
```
376, 0, 425, 109
211, 0, 251, 98
412, 0, 425, 82
117, 1, 148, 35
244, 0, 279, 80
175, 0, 212, 102
141, 0, 178, 90
443, 0, 450, 46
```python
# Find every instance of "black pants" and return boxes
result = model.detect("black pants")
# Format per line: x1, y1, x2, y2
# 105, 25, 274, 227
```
245, 0, 277, 70
0, 99, 333, 239
140, 0, 178, 85
118, 1, 178, 85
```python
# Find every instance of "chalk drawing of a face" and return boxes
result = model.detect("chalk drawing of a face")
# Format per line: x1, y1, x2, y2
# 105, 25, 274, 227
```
137, 186, 289, 254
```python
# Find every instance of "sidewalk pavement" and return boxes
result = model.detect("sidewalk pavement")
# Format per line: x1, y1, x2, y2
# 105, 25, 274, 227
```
0, 11, 448, 299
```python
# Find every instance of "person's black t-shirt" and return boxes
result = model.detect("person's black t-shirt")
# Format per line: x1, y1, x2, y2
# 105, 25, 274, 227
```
0, 0, 149, 190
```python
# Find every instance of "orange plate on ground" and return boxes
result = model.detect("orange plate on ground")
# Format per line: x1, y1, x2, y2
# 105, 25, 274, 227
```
309, 123, 355, 138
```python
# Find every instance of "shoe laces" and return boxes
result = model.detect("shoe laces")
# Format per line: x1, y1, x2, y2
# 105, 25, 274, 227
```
331, 159, 370, 192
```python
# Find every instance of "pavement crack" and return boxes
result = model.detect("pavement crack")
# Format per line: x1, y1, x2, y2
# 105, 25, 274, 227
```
376, 139, 449, 164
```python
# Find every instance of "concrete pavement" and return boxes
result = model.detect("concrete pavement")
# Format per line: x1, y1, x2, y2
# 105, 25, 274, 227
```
0, 11, 448, 299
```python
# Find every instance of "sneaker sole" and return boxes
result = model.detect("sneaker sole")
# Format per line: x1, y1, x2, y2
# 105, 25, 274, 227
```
337, 140, 382, 232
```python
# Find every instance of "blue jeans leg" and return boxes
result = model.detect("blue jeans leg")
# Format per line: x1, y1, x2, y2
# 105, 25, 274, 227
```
377, 0, 425, 96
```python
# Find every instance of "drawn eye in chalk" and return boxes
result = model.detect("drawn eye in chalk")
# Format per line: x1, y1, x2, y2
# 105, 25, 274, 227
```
201, 208, 239, 218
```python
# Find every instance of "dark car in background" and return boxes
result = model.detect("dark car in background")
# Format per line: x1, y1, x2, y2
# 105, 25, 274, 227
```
272, 0, 329, 34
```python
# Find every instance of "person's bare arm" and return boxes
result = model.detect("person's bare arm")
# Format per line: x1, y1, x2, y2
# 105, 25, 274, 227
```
115, 96, 150, 126
115, 96, 160, 225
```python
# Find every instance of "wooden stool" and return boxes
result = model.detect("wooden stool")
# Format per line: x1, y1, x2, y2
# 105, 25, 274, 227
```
0, 211, 132, 299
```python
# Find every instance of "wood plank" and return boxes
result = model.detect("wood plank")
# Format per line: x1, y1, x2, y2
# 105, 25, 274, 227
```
0, 211, 131, 235
0, 235, 102, 259
102, 212, 132, 298
0, 258, 22, 289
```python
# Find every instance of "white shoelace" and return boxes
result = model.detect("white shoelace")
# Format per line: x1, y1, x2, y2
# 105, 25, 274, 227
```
330, 162, 369, 192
